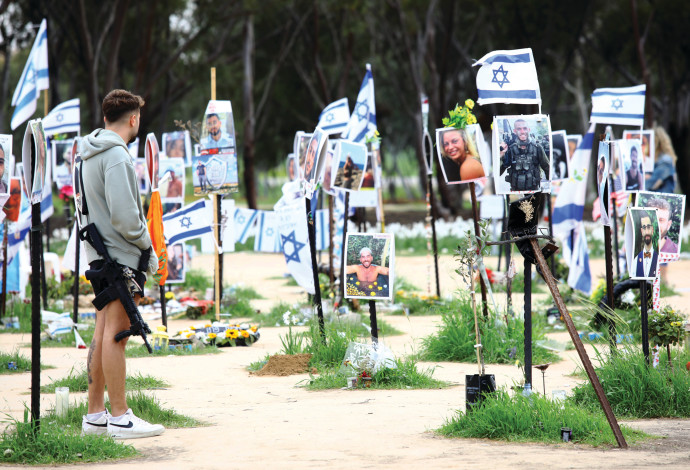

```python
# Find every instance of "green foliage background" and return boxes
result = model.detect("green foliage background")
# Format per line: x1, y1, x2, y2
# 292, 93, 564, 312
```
346, 234, 391, 267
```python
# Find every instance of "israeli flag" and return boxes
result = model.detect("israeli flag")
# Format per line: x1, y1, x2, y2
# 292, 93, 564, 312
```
254, 210, 281, 253
162, 200, 213, 245
315, 208, 330, 251
552, 123, 596, 238
11, 19, 49, 130
564, 222, 592, 295
342, 64, 376, 143
331, 192, 345, 270
473, 48, 541, 106
42, 98, 80, 136
590, 84, 646, 127
234, 207, 258, 244
317, 98, 350, 135
275, 198, 315, 294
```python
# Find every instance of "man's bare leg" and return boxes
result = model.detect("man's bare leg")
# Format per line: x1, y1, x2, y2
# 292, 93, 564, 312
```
87, 309, 107, 414
101, 299, 131, 417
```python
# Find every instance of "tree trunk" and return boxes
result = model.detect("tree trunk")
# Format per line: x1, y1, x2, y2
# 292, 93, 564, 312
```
242, 14, 257, 209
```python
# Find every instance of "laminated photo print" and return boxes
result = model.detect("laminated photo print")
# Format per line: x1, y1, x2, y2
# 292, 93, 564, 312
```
286, 153, 299, 182
162, 130, 192, 166
617, 139, 644, 192
623, 130, 654, 173
51, 139, 74, 189
635, 191, 686, 261
158, 157, 185, 204
22, 119, 48, 204
625, 207, 660, 280
344, 232, 394, 301
0, 134, 12, 195
134, 158, 150, 195
145, 133, 160, 190
492, 114, 552, 195
293, 131, 312, 179
166, 242, 186, 284
302, 128, 328, 199
566, 134, 582, 161
596, 141, 611, 227
435, 123, 487, 185
321, 145, 335, 195
550, 130, 569, 181
2, 177, 22, 222
332, 140, 368, 192
192, 152, 239, 195
200, 100, 236, 154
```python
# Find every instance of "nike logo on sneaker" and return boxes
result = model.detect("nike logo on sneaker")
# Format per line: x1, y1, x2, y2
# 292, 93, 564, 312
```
109, 421, 134, 428
86, 422, 108, 427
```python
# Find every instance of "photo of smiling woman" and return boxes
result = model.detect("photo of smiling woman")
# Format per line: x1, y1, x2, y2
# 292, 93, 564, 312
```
435, 125, 485, 184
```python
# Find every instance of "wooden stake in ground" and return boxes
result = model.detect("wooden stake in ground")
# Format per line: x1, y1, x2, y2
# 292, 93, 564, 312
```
1, 220, 8, 320
305, 198, 325, 340
469, 182, 488, 317
210, 67, 222, 321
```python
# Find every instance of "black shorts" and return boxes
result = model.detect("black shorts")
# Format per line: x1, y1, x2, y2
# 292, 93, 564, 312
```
89, 260, 146, 298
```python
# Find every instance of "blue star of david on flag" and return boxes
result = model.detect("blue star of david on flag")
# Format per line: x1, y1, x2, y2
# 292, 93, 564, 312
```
342, 65, 376, 143
325, 112, 335, 123
179, 216, 192, 229
355, 101, 369, 121
611, 98, 623, 110
281, 230, 306, 264
491, 65, 510, 88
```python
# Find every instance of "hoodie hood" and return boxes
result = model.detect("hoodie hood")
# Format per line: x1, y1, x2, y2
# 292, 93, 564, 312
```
79, 128, 130, 160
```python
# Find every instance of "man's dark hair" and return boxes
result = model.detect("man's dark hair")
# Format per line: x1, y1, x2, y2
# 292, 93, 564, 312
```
206, 113, 220, 121
102, 89, 145, 123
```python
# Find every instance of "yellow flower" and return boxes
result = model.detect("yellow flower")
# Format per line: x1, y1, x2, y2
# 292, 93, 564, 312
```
465, 99, 475, 109
467, 115, 477, 125
241, 330, 250, 338
165, 292, 175, 300
208, 333, 217, 339
374, 282, 377, 285
186, 332, 194, 338
368, 285, 373, 289
378, 287, 383, 291
205, 324, 212, 328
356, 281, 360, 285
250, 326, 257, 332
370, 292, 375, 296
226, 329, 239, 339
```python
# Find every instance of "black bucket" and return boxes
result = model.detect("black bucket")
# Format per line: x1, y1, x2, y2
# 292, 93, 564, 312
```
465, 374, 496, 412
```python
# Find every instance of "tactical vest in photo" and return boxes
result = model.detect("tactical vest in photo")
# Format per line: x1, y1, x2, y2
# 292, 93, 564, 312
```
505, 142, 543, 191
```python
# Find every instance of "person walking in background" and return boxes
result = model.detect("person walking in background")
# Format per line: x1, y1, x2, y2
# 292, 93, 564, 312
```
647, 126, 677, 193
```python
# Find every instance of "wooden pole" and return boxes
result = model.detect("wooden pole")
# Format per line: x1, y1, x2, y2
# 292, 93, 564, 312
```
469, 182, 488, 317
328, 195, 334, 287
427, 173, 441, 298
523, 258, 532, 388
72, 223, 80, 324
210, 67, 221, 321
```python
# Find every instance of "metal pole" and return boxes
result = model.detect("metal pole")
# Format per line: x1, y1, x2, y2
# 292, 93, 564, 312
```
30, 203, 42, 430
72, 224, 80, 324
640, 280, 649, 364
427, 174, 441, 298
368, 300, 378, 343
1, 220, 8, 320
160, 285, 167, 329
469, 182, 488, 317
524, 258, 532, 389
340, 193, 350, 300
306, 198, 325, 341
604, 225, 617, 353
328, 195, 334, 287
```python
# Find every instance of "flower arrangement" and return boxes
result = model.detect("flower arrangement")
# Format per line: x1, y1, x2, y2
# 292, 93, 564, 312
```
442, 99, 477, 129
172, 322, 260, 347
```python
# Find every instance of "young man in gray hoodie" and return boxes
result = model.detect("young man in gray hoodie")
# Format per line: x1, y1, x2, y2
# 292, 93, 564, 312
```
79, 89, 164, 439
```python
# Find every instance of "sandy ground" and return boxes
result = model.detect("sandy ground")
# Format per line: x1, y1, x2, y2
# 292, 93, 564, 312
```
1, 253, 690, 469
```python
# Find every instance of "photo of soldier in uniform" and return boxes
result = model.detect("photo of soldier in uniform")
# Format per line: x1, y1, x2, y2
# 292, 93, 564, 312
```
493, 115, 552, 194
332, 140, 368, 192
344, 233, 394, 301
597, 141, 611, 227
618, 139, 644, 192
623, 130, 654, 173
435, 124, 486, 184
636, 191, 686, 259
625, 207, 660, 280
550, 130, 569, 181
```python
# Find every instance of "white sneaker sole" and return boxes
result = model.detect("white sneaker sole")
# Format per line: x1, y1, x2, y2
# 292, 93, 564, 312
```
108, 426, 165, 440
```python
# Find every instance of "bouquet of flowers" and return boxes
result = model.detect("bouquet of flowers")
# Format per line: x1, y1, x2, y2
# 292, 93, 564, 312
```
442, 99, 476, 129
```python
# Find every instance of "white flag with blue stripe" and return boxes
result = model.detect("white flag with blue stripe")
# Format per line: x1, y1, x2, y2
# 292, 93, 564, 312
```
254, 210, 281, 253
162, 200, 213, 245
234, 207, 258, 244
275, 198, 315, 294
473, 48, 541, 106
317, 98, 350, 136
590, 84, 646, 127
552, 123, 596, 238
43, 98, 80, 136
11, 19, 49, 130
564, 221, 592, 295
315, 208, 330, 251
342, 64, 376, 143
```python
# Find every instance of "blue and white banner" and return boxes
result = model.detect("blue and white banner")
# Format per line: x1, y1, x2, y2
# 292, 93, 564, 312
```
342, 64, 376, 143
11, 19, 49, 130
275, 199, 314, 294
43, 98, 80, 136
317, 98, 350, 136
315, 208, 330, 251
233, 207, 258, 244
254, 210, 281, 253
473, 48, 541, 106
590, 84, 646, 127
564, 222, 592, 295
331, 192, 346, 270
552, 123, 596, 238
162, 200, 213, 245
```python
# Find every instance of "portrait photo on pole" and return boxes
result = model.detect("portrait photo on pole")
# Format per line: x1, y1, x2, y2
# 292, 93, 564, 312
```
200, 100, 236, 153
302, 128, 328, 198
3, 177, 22, 222
166, 242, 186, 284
192, 152, 239, 195
435, 123, 486, 185
625, 207, 660, 280
0, 134, 12, 195
162, 130, 192, 166
566, 134, 582, 161
22, 119, 48, 204
332, 140, 368, 192
145, 133, 160, 190
158, 157, 185, 204
635, 191, 686, 260
321, 146, 335, 195
293, 131, 312, 179
134, 158, 150, 195
596, 141, 611, 227
286, 153, 299, 182
617, 139, 644, 192
51, 139, 74, 189
550, 130, 569, 181
344, 232, 394, 301
623, 130, 654, 173
492, 114, 552, 195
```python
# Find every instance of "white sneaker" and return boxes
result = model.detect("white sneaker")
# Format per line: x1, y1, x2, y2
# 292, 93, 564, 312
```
82, 410, 110, 436
107, 409, 165, 439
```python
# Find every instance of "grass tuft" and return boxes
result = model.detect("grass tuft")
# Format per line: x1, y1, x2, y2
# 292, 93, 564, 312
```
41, 367, 169, 393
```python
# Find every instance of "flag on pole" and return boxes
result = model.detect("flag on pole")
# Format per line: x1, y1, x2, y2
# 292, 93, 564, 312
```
317, 98, 350, 135
275, 198, 315, 294
42, 98, 80, 136
254, 210, 281, 253
147, 189, 168, 285
552, 123, 596, 238
315, 208, 329, 251
162, 200, 213, 245
233, 207, 258, 244
11, 19, 49, 130
565, 222, 592, 295
590, 84, 646, 127
342, 64, 376, 143
473, 48, 541, 106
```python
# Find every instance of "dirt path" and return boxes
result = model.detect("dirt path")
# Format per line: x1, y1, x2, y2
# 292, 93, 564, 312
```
1, 254, 690, 469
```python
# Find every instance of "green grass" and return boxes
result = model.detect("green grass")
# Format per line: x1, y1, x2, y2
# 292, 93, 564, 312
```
0, 410, 137, 465
571, 346, 690, 418
305, 358, 449, 390
0, 350, 53, 374
125, 343, 222, 358
247, 353, 271, 372
418, 296, 560, 365
41, 367, 169, 393
0, 299, 32, 334
39, 328, 95, 348
438, 390, 648, 446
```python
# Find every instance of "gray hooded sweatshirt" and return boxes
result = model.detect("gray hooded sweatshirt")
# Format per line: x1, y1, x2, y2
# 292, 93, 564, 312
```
77, 129, 157, 276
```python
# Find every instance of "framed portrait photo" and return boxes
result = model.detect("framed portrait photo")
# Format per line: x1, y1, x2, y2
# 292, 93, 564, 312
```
158, 157, 186, 204
635, 191, 686, 261
550, 130, 569, 181
200, 100, 236, 154
166, 242, 186, 284
162, 130, 192, 167
596, 141, 611, 227
293, 131, 312, 179
344, 232, 394, 301
435, 123, 487, 185
332, 140, 368, 192
0, 134, 12, 196
625, 207, 660, 280
492, 114, 552, 195
616, 139, 644, 192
